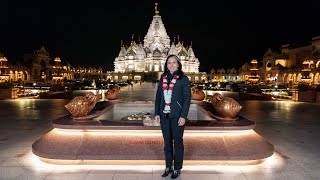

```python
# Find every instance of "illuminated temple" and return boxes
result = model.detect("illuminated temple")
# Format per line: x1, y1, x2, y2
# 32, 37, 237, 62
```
110, 3, 205, 82
114, 11, 200, 73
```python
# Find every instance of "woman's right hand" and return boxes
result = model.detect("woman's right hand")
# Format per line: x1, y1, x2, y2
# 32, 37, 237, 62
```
155, 115, 160, 123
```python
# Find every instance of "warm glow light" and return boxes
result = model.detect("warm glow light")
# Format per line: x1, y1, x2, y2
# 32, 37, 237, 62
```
31, 151, 284, 167
30, 89, 39, 94
251, 59, 258, 64
54, 129, 84, 135
302, 69, 311, 71
36, 158, 266, 166
0, 57, 8, 61
54, 128, 253, 137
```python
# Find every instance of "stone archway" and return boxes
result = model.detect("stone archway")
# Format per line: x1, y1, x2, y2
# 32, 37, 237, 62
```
288, 74, 293, 84
24, 71, 29, 81
310, 73, 314, 84
316, 61, 320, 68
14, 71, 19, 81
315, 73, 320, 84
266, 61, 272, 71
283, 74, 287, 83
296, 73, 302, 83
292, 74, 296, 84
18, 71, 23, 81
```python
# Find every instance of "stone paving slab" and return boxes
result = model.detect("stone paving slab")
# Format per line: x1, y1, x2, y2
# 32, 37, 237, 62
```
1, 82, 320, 179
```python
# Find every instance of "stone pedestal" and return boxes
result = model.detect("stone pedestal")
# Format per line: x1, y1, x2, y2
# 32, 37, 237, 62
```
32, 102, 274, 165
33, 128, 273, 164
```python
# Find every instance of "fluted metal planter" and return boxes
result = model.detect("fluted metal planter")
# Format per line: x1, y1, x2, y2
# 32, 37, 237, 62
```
105, 91, 120, 100
191, 87, 205, 101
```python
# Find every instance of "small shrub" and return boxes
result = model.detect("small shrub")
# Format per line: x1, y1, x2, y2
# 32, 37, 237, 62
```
297, 82, 313, 91
49, 84, 65, 92
0, 82, 13, 89
246, 85, 262, 93
231, 83, 239, 92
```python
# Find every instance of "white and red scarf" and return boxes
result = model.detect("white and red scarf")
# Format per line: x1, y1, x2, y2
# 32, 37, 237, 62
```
162, 75, 179, 113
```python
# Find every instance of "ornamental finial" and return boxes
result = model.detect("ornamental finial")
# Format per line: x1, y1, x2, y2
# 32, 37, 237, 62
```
130, 34, 135, 45
155, 3, 159, 15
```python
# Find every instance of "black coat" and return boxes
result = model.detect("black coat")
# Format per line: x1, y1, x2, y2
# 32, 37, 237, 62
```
155, 75, 191, 119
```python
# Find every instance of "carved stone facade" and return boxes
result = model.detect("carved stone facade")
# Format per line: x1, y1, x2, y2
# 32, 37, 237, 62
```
0, 52, 9, 82
23, 46, 53, 81
260, 36, 320, 86
209, 67, 240, 82
237, 60, 260, 83
0, 47, 104, 83
111, 3, 203, 82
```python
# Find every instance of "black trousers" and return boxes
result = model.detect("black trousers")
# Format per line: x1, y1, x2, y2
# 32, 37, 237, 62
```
160, 115, 185, 170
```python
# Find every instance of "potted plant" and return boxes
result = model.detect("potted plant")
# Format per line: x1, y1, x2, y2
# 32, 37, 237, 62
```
191, 87, 205, 101
105, 85, 120, 100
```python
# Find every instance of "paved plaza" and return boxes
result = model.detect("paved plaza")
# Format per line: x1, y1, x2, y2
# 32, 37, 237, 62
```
0, 82, 320, 179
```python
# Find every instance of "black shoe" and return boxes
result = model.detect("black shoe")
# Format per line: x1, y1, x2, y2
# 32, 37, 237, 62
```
161, 167, 173, 177
170, 170, 180, 179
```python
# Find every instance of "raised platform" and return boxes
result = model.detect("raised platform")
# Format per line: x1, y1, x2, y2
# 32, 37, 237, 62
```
32, 101, 274, 165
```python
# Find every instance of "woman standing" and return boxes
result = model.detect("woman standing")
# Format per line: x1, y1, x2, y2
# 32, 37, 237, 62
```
155, 54, 191, 179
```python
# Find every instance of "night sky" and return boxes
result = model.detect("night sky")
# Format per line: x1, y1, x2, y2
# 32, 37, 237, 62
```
1, 0, 320, 73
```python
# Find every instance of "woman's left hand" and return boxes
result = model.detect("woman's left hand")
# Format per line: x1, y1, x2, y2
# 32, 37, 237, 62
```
178, 117, 186, 126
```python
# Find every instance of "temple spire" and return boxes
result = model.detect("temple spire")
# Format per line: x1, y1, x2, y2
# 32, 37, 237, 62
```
131, 34, 135, 45
155, 3, 159, 15
121, 40, 123, 47
190, 41, 193, 48
177, 35, 180, 43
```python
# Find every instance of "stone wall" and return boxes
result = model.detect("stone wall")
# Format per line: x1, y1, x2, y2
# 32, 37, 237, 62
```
0, 89, 18, 99
292, 91, 317, 102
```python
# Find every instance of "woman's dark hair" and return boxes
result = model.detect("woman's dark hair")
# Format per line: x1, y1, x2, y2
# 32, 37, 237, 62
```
162, 54, 184, 79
